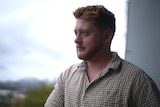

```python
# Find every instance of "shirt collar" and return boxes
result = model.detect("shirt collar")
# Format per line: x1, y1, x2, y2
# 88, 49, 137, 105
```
107, 52, 122, 71
77, 52, 122, 72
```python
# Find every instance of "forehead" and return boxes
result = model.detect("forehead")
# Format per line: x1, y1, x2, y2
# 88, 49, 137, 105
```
74, 19, 97, 30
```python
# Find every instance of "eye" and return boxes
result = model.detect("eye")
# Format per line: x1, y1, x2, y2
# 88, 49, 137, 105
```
74, 30, 90, 37
80, 31, 89, 36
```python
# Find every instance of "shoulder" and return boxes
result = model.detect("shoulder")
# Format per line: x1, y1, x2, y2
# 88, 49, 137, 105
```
111, 52, 143, 74
60, 62, 82, 79
121, 59, 159, 92
120, 59, 146, 77
55, 62, 82, 87
122, 61, 160, 106
115, 57, 155, 87
111, 53, 144, 77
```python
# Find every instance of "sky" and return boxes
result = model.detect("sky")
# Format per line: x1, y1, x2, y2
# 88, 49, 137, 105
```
0, 0, 127, 81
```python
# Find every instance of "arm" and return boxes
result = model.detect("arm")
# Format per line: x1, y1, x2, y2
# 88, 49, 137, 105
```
44, 72, 65, 107
130, 71, 160, 107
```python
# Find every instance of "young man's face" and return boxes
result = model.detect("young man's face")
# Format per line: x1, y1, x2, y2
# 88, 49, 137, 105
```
74, 19, 106, 60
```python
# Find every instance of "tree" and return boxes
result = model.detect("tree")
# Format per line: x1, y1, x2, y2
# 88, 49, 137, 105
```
22, 84, 53, 107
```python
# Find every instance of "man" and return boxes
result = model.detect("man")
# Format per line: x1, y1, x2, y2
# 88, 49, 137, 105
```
45, 5, 160, 107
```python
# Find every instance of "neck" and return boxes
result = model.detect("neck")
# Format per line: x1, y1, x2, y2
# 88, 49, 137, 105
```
87, 51, 113, 73
86, 52, 113, 82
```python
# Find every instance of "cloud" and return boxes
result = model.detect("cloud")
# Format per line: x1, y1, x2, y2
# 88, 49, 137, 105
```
0, 20, 68, 69
0, 0, 70, 81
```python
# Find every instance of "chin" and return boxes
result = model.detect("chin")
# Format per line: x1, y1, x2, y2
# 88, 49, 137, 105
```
77, 54, 92, 61
77, 54, 86, 60
77, 51, 93, 60
77, 55, 84, 60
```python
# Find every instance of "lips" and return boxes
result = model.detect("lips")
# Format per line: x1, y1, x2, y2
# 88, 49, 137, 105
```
76, 45, 85, 51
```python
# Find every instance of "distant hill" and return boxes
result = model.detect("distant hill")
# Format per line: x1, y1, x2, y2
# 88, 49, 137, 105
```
0, 78, 54, 92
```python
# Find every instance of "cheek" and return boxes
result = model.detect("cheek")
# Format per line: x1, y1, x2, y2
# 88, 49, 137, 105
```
84, 36, 98, 45
87, 39, 102, 51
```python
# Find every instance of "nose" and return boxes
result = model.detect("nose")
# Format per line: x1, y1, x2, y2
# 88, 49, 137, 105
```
74, 34, 82, 44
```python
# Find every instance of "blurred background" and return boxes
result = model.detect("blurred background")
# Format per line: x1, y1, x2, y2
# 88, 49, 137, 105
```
0, 0, 127, 82
0, 0, 127, 106
1, 0, 160, 107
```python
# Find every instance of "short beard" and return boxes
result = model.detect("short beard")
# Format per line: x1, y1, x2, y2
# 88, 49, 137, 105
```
77, 42, 103, 61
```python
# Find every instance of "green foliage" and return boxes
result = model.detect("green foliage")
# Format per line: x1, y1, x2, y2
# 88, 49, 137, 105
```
22, 84, 53, 107
0, 93, 13, 107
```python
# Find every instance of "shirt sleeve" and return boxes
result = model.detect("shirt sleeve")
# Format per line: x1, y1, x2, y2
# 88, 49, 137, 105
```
130, 70, 160, 107
44, 72, 65, 107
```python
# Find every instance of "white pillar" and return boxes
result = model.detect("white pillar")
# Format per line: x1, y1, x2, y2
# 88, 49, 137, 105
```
126, 0, 160, 90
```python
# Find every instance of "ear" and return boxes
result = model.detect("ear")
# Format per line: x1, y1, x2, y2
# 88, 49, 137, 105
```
104, 29, 113, 44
